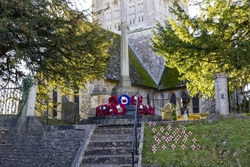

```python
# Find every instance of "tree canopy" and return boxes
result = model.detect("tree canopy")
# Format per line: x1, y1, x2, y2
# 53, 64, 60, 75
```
151, 0, 250, 97
0, 0, 115, 111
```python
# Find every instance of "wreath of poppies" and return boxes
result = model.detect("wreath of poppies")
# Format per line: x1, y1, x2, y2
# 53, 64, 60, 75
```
95, 104, 110, 116
143, 104, 155, 115
130, 94, 142, 105
96, 95, 155, 116
96, 95, 126, 116
108, 96, 118, 104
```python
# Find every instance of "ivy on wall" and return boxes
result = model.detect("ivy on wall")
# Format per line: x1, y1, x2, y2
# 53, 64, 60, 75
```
20, 77, 35, 114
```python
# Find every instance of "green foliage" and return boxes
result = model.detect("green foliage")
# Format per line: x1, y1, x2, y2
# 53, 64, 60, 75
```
143, 118, 250, 166
151, 0, 250, 97
0, 0, 114, 113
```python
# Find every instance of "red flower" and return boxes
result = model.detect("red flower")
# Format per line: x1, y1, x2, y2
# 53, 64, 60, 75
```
108, 96, 118, 104
113, 104, 126, 115
108, 102, 116, 116
130, 95, 142, 105
95, 104, 110, 116
144, 104, 155, 115
95, 105, 102, 116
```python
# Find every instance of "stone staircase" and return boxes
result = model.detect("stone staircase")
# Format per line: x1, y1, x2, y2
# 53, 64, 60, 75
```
77, 112, 162, 167
80, 124, 141, 167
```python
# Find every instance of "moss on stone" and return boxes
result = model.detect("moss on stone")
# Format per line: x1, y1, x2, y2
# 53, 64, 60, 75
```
158, 66, 183, 89
128, 49, 156, 88
104, 30, 182, 89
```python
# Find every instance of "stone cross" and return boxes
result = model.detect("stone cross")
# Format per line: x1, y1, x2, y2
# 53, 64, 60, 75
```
119, 0, 131, 88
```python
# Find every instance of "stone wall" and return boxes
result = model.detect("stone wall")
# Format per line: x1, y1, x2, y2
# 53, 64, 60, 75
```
79, 82, 93, 119
0, 116, 93, 167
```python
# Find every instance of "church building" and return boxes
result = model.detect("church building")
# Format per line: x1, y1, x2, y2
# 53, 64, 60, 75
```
74, 0, 211, 119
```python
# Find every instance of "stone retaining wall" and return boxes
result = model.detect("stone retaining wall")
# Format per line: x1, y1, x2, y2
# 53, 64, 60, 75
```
0, 116, 93, 167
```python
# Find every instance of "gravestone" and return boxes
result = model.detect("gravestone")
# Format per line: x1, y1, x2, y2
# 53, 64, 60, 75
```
61, 102, 79, 124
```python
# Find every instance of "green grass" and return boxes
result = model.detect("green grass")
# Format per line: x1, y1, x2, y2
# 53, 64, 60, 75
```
142, 118, 250, 167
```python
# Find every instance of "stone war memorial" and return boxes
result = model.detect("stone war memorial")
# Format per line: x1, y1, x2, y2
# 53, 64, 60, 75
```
78, 0, 213, 119
1, 0, 245, 167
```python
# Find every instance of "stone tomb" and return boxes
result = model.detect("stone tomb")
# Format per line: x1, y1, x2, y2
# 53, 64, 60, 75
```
61, 102, 79, 124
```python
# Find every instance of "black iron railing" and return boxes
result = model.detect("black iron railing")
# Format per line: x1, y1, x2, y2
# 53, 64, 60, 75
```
131, 93, 140, 167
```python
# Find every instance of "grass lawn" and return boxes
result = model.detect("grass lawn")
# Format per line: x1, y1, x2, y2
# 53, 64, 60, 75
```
142, 118, 250, 167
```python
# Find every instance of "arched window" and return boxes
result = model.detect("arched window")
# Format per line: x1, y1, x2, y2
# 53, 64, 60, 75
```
181, 92, 188, 115
170, 93, 176, 105
181, 92, 188, 98
192, 95, 199, 113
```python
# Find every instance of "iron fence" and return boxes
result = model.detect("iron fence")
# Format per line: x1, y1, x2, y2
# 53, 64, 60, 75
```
0, 82, 22, 115
229, 88, 250, 114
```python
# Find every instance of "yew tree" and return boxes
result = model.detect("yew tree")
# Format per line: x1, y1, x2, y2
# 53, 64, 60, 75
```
1, 0, 114, 111
152, 0, 250, 97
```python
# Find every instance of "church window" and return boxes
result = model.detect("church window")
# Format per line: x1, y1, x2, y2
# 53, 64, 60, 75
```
170, 93, 176, 105
181, 92, 188, 99
192, 95, 200, 113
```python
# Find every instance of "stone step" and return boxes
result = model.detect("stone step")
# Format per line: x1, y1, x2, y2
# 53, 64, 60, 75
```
85, 147, 132, 156
87, 141, 133, 149
80, 121, 142, 167
96, 118, 140, 126
81, 154, 138, 166
90, 133, 140, 141
78, 114, 144, 125
79, 115, 162, 125
94, 127, 138, 135
80, 164, 137, 167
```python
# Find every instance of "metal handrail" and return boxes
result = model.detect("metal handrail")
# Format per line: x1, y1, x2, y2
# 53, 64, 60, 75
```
131, 93, 139, 167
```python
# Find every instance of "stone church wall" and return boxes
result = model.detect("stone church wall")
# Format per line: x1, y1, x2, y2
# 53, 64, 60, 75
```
78, 79, 212, 117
